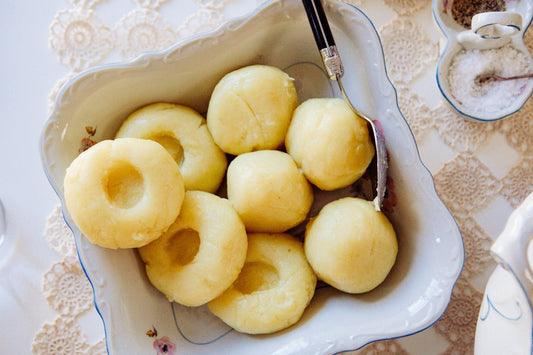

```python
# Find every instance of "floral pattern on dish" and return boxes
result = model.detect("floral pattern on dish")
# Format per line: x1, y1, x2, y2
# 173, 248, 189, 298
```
153, 336, 177, 355
79, 126, 97, 153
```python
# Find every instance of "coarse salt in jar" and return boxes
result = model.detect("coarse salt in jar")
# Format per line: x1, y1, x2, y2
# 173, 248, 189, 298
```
447, 44, 532, 115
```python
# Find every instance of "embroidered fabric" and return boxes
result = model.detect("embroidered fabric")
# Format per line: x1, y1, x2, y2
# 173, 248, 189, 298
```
32, 316, 91, 354
395, 85, 434, 141
433, 153, 503, 215
42, 255, 94, 316
501, 156, 533, 208
383, 0, 430, 16
378, 17, 439, 84
115, 8, 177, 58
31, 316, 106, 355
43, 206, 76, 257
357, 339, 409, 354
50, 8, 115, 71
434, 279, 483, 346
34, 0, 533, 354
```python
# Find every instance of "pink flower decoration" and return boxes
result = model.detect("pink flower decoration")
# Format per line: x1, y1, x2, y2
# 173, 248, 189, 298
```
79, 137, 96, 153
153, 336, 176, 355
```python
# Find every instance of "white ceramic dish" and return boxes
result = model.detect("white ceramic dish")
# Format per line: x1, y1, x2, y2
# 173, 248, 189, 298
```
433, 0, 533, 121
40, 0, 464, 353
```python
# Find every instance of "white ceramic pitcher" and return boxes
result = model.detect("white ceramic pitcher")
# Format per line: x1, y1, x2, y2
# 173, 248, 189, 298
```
475, 192, 533, 355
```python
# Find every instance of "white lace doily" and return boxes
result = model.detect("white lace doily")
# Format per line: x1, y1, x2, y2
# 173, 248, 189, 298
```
33, 0, 533, 354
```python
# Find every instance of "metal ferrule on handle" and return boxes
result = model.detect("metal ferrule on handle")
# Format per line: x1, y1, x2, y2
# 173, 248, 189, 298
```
320, 46, 343, 80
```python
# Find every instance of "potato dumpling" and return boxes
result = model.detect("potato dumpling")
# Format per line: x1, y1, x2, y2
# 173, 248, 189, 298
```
227, 150, 313, 233
64, 138, 185, 249
285, 98, 375, 190
115, 102, 227, 193
138, 191, 248, 307
207, 65, 298, 155
208, 233, 317, 334
305, 197, 397, 293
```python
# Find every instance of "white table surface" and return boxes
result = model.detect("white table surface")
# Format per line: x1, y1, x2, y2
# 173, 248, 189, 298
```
0, 0, 67, 351
2, 0, 531, 353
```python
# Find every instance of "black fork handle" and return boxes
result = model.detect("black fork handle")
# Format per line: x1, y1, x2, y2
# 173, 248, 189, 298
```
301, 0, 336, 51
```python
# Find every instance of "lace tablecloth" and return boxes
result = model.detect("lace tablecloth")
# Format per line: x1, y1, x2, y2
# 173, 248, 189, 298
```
20, 0, 533, 353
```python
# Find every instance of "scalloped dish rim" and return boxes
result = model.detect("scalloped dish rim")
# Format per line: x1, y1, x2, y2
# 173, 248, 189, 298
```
40, 0, 464, 353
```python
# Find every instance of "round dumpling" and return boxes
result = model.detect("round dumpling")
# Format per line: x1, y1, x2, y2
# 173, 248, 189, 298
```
305, 197, 397, 293
286, 98, 375, 190
207, 65, 298, 155
227, 150, 313, 233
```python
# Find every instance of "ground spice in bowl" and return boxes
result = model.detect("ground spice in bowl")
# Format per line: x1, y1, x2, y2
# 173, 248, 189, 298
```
447, 43, 532, 116
449, 0, 507, 28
